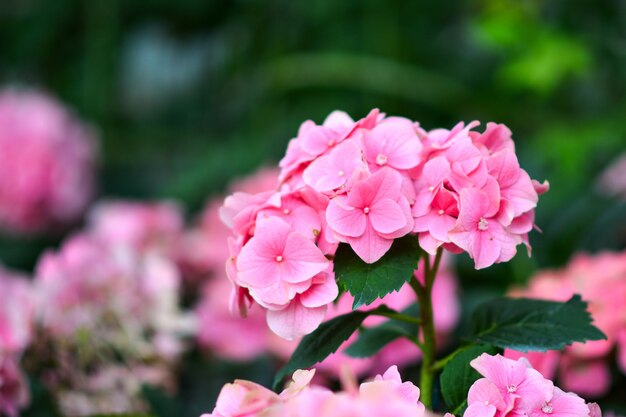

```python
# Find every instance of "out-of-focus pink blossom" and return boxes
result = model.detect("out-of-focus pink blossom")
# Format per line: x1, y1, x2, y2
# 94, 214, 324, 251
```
196, 278, 297, 360
32, 228, 191, 416
0, 265, 34, 417
506, 251, 626, 398
202, 366, 426, 417
0, 356, 30, 417
597, 153, 626, 199
88, 199, 183, 255
0, 267, 34, 356
465, 354, 596, 417
0, 89, 97, 234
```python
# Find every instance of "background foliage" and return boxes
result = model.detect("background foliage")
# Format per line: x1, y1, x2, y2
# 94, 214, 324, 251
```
1, 0, 626, 415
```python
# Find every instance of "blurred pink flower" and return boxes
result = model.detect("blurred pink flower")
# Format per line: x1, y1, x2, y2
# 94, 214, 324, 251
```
0, 89, 97, 234
0, 265, 33, 417
597, 153, 626, 199
0, 267, 34, 355
88, 199, 183, 255
0, 356, 30, 417
33, 226, 191, 416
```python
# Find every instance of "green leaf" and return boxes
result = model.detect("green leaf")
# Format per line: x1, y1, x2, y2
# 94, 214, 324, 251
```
469, 295, 606, 351
440, 344, 500, 415
334, 236, 422, 309
273, 306, 394, 390
344, 304, 419, 358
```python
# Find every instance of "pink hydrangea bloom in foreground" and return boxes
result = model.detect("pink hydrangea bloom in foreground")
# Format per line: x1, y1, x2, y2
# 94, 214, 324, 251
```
505, 251, 626, 398
201, 365, 426, 417
465, 354, 600, 417
0, 89, 97, 234
221, 109, 547, 339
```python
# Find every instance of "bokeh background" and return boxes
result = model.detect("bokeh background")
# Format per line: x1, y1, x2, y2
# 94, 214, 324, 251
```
1, 0, 626, 416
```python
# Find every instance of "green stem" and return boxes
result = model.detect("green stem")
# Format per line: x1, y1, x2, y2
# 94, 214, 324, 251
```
431, 349, 459, 371
370, 311, 422, 325
417, 247, 443, 409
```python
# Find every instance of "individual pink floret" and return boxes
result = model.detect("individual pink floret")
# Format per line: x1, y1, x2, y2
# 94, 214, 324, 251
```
326, 167, 413, 263
470, 354, 554, 413
465, 354, 596, 417
303, 139, 368, 194
236, 217, 330, 306
361, 117, 423, 172
449, 185, 518, 269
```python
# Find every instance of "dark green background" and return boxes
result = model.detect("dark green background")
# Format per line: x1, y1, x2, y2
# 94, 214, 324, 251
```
2, 0, 626, 415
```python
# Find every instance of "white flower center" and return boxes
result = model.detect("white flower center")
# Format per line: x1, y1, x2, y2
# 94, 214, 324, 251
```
542, 403, 553, 414
438, 209, 445, 215
506, 384, 517, 393
276, 255, 284, 263
283, 209, 290, 215
338, 170, 345, 177
327, 139, 335, 147
478, 217, 489, 231
376, 154, 388, 166
363, 207, 370, 214
428, 186, 435, 192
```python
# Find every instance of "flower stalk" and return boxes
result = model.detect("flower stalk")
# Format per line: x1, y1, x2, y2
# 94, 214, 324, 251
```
416, 247, 443, 409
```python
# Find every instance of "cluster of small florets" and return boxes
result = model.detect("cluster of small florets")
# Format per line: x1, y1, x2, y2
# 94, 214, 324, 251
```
221, 109, 547, 339
465, 354, 600, 417
202, 366, 427, 417
506, 251, 626, 398
30, 200, 192, 417
0, 89, 97, 234
0, 267, 34, 417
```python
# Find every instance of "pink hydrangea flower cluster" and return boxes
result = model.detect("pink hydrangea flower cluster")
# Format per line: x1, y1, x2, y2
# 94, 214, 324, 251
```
32, 201, 193, 416
0, 265, 35, 417
221, 109, 547, 339
0, 89, 97, 234
465, 354, 601, 417
202, 365, 428, 417
505, 251, 626, 398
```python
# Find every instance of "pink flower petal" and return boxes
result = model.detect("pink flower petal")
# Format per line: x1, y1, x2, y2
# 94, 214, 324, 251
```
266, 301, 327, 340
369, 198, 406, 234
347, 225, 393, 263
326, 198, 366, 238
